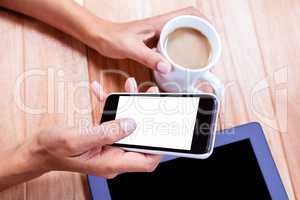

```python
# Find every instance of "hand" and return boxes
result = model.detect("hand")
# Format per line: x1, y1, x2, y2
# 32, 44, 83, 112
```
90, 7, 207, 74
24, 78, 161, 179
0, 2, 205, 74
0, 77, 214, 191
0, 1, 205, 74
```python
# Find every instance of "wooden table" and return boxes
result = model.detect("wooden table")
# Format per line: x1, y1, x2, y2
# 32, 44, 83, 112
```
0, 0, 299, 199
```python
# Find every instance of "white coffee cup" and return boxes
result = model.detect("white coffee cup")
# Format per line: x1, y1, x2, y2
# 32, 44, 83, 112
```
154, 15, 224, 99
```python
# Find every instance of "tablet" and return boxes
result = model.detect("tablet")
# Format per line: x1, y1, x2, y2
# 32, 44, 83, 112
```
87, 122, 288, 200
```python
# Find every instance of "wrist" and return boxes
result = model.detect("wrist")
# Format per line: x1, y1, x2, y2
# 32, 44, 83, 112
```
85, 18, 116, 54
15, 138, 51, 175
0, 139, 50, 191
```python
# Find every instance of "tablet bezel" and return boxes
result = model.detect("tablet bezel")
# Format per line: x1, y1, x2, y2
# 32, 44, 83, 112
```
87, 122, 288, 200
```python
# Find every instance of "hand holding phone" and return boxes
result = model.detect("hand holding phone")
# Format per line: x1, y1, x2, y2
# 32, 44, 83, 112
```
101, 93, 219, 159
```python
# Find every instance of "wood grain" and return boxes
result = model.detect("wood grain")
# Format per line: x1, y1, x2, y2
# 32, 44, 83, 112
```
0, 10, 26, 200
248, 0, 300, 198
21, 15, 91, 200
207, 0, 295, 198
0, 0, 299, 199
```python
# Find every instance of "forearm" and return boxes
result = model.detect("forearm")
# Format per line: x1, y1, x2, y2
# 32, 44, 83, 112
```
0, 0, 106, 50
0, 140, 48, 191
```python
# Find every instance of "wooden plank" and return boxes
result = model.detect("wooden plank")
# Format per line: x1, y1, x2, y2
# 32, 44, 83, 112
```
205, 0, 295, 198
21, 16, 91, 200
0, 9, 26, 200
248, 0, 300, 198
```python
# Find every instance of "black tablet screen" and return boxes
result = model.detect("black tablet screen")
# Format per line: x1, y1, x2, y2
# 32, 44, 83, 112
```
107, 139, 271, 199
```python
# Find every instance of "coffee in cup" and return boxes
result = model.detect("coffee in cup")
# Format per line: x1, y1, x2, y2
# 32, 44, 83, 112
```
164, 27, 211, 69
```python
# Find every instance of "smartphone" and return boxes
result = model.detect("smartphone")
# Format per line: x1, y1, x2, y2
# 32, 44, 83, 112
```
100, 93, 219, 159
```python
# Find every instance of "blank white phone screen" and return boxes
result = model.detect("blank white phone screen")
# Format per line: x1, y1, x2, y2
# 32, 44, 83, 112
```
115, 96, 200, 150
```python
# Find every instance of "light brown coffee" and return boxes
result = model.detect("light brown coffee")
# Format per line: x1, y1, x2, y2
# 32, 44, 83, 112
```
165, 28, 211, 69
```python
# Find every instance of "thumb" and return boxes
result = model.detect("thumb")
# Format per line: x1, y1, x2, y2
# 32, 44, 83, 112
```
129, 43, 172, 74
62, 118, 137, 156
94, 118, 137, 145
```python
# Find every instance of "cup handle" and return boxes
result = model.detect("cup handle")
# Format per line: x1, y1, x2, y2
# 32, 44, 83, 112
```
191, 71, 224, 100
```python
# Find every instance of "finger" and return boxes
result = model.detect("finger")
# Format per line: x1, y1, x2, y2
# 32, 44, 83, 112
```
61, 118, 137, 156
77, 146, 102, 160
104, 173, 118, 179
87, 118, 137, 145
145, 7, 207, 34
91, 81, 108, 102
196, 80, 214, 93
72, 147, 161, 176
116, 152, 161, 173
146, 86, 159, 93
129, 43, 171, 74
124, 77, 138, 93
100, 148, 161, 173
139, 29, 157, 44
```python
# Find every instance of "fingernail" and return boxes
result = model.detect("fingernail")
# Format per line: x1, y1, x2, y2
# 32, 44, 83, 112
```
128, 77, 137, 92
153, 86, 159, 93
148, 86, 159, 93
91, 81, 106, 101
157, 61, 171, 74
119, 118, 137, 135
91, 81, 100, 95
